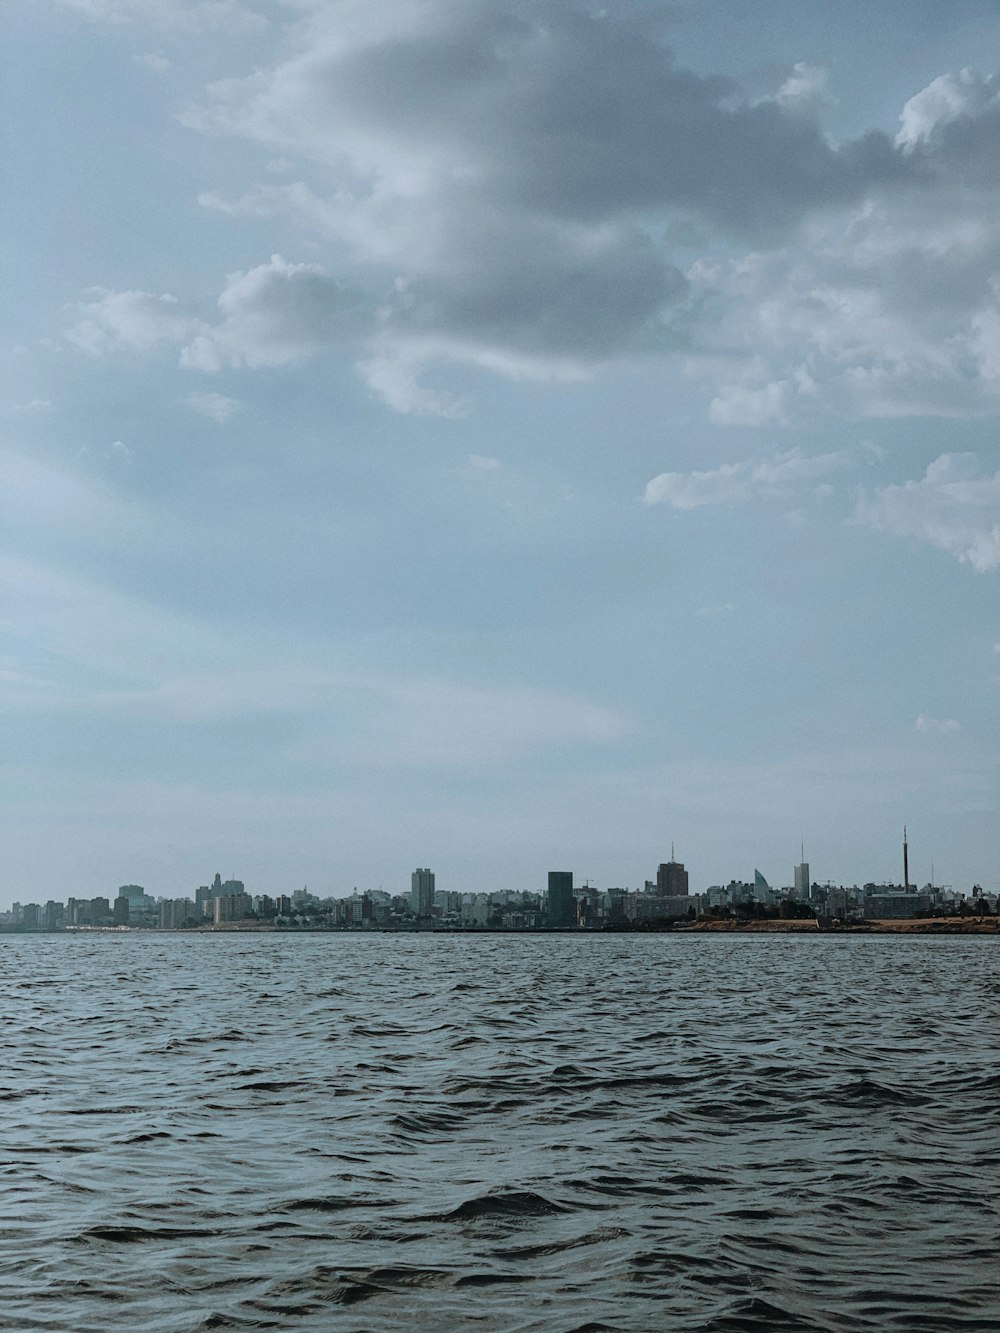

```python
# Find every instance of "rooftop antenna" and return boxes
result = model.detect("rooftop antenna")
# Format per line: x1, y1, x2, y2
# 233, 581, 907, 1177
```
671, 841, 675, 861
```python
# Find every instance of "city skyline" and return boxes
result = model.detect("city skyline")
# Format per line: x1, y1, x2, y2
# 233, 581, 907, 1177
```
3, 1, 999, 903
1, 832, 990, 916
6, 848, 994, 932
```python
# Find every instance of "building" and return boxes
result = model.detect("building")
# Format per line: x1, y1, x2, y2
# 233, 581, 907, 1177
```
411, 868, 435, 918
863, 891, 930, 921
794, 859, 810, 900
656, 854, 688, 896
42, 901, 64, 931
160, 898, 195, 929
547, 871, 575, 928
213, 893, 251, 925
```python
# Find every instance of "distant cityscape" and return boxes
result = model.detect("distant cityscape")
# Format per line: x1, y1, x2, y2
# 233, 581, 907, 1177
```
2, 842, 996, 932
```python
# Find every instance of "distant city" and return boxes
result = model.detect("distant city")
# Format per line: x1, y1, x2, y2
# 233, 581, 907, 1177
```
2, 842, 996, 932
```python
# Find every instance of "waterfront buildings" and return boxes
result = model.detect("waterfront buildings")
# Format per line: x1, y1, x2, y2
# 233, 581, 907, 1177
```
2, 847, 996, 932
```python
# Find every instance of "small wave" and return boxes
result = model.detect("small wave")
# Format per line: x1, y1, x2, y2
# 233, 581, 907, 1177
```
434, 1188, 569, 1222
831, 1077, 930, 1107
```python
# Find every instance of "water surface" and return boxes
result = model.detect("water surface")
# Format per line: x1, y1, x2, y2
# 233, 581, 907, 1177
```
3, 932, 998, 1330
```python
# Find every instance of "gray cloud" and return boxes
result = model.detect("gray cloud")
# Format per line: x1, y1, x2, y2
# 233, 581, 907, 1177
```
181, 2, 919, 408
67, 2, 1000, 419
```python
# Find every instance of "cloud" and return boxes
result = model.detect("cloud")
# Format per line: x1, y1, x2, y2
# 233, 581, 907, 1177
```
643, 447, 851, 510
465, 453, 500, 473
896, 69, 999, 152
775, 63, 831, 118
53, 0, 267, 32
186, 391, 242, 422
180, 254, 364, 371
857, 453, 1000, 571
66, 258, 363, 375
67, 288, 203, 356
58, 5, 1000, 422
684, 64, 1000, 424
708, 378, 790, 427
915, 713, 961, 734
178, 3, 914, 410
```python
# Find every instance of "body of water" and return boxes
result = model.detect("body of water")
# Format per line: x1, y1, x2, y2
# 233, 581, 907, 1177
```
3, 932, 998, 1331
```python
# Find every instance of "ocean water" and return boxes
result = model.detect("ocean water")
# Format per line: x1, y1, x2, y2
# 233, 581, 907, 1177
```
3, 931, 999, 1332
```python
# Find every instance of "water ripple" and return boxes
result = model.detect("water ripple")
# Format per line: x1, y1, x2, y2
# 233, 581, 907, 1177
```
1, 932, 998, 1330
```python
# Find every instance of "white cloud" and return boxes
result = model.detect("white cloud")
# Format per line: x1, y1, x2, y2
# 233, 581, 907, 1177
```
857, 453, 1000, 571
186, 391, 242, 422
180, 254, 363, 371
135, 53, 171, 71
357, 345, 469, 418
775, 63, 831, 118
67, 288, 203, 356
708, 378, 790, 427
896, 69, 998, 151
915, 713, 961, 734
643, 448, 851, 510
686, 191, 1000, 423
465, 454, 500, 473
66, 258, 363, 376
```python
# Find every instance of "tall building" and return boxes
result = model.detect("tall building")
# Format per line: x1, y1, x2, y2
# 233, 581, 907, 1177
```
547, 871, 575, 928
411, 867, 435, 917
794, 850, 810, 900
656, 849, 688, 897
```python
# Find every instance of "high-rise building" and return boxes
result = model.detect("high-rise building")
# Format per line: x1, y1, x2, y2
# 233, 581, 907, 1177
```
547, 871, 575, 928
656, 852, 688, 896
411, 868, 435, 918
794, 860, 810, 900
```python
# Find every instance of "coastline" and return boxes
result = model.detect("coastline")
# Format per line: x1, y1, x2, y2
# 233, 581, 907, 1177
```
5, 915, 999, 936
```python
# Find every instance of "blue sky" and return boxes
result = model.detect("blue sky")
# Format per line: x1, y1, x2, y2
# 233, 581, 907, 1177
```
3, 0, 999, 903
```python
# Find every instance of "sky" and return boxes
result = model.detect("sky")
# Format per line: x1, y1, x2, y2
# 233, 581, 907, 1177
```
3, 0, 1000, 904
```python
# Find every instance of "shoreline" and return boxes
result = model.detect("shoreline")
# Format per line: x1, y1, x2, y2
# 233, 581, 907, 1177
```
3, 916, 999, 937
